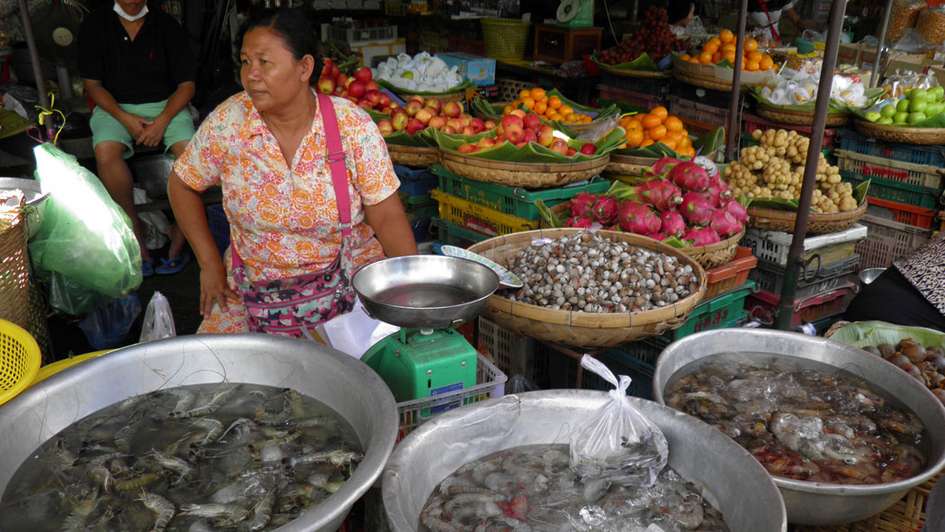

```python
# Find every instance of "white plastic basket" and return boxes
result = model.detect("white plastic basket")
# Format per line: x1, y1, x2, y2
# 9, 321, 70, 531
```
742, 224, 868, 267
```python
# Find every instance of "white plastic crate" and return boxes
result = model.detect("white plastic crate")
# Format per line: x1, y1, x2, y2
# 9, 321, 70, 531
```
742, 224, 868, 267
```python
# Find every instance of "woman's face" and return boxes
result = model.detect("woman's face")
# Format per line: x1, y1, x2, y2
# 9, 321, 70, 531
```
240, 27, 314, 114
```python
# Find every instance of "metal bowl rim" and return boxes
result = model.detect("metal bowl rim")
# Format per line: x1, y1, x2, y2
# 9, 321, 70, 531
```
653, 329, 945, 495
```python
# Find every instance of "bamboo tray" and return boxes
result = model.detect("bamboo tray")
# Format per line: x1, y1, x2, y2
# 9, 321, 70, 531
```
387, 143, 439, 167
468, 229, 707, 348
854, 120, 945, 146
748, 201, 867, 235
439, 150, 611, 188
758, 105, 849, 127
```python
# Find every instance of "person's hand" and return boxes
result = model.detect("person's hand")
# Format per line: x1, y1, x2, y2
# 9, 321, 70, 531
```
137, 115, 169, 147
120, 113, 152, 141
200, 262, 240, 317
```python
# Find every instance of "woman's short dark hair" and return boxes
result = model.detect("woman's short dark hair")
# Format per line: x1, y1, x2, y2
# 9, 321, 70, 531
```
241, 8, 319, 62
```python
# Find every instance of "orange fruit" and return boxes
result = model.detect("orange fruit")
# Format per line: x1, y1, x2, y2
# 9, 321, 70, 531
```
530, 87, 546, 101
721, 43, 737, 54
699, 51, 713, 64
548, 96, 562, 109
703, 41, 719, 55
641, 138, 655, 148
651, 105, 669, 121
641, 114, 662, 129
720, 29, 735, 44
759, 55, 774, 70
521, 97, 535, 110
661, 138, 678, 151
648, 125, 668, 141
706, 37, 721, 49
712, 52, 721, 64
746, 60, 760, 72
681, 54, 692, 61
723, 51, 737, 64
745, 37, 759, 52
519, 89, 532, 100
534, 101, 548, 114
503, 105, 514, 114
748, 51, 763, 63
559, 105, 573, 116
664, 116, 684, 132
626, 129, 644, 147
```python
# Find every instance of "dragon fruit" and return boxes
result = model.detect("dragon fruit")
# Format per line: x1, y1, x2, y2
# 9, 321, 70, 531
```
651, 156, 683, 177
637, 179, 683, 212
704, 176, 733, 208
592, 195, 619, 225
617, 201, 662, 235
680, 192, 715, 226
660, 209, 687, 237
569, 192, 598, 218
710, 209, 743, 238
724, 199, 749, 224
566, 216, 595, 229
683, 226, 722, 246
669, 161, 710, 192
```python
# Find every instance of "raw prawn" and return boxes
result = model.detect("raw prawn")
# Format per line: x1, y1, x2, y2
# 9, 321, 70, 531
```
138, 490, 176, 532
173, 386, 238, 419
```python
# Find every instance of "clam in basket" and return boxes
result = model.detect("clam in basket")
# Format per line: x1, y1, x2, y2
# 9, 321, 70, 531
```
467, 229, 707, 348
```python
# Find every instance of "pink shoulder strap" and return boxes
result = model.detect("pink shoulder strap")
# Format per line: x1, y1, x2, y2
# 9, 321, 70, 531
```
316, 92, 352, 239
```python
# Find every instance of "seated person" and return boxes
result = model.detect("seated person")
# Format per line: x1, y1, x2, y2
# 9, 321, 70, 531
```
78, 0, 196, 276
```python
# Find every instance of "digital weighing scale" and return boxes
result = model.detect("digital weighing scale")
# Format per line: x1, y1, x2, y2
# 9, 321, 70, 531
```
353, 255, 501, 405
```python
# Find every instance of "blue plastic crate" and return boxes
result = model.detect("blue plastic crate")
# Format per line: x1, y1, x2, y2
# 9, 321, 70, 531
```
838, 129, 945, 167
395, 165, 438, 197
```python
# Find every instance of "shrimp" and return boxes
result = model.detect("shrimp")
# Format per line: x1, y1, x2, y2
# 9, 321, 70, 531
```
307, 473, 344, 494
420, 498, 458, 532
114, 472, 162, 493
190, 417, 224, 447
138, 491, 176, 532
244, 491, 275, 531
87, 463, 113, 493
60, 489, 99, 531
219, 418, 256, 444
146, 450, 194, 482
285, 449, 362, 468
173, 386, 238, 419
180, 503, 250, 526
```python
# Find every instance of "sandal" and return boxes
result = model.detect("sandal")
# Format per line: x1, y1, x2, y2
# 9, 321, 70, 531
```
155, 253, 191, 275
142, 258, 155, 278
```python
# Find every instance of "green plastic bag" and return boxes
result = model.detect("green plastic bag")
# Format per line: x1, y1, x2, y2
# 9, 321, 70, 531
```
28, 143, 142, 315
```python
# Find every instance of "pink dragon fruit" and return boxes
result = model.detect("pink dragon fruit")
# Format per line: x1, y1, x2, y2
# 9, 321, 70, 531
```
569, 192, 598, 218
617, 201, 662, 235
710, 209, 743, 238
683, 226, 722, 246
592, 195, 619, 225
704, 176, 733, 208
724, 199, 749, 224
566, 216, 595, 229
680, 192, 715, 226
651, 156, 683, 177
660, 209, 687, 237
637, 179, 683, 212
669, 161, 710, 192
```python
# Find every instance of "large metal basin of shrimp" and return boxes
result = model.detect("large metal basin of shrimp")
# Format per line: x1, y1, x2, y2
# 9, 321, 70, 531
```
383, 390, 787, 531
0, 335, 398, 532
654, 329, 945, 526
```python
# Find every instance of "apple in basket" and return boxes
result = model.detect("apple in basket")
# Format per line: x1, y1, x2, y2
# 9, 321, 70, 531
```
405, 100, 424, 117
377, 120, 394, 136
354, 66, 373, 84
425, 98, 442, 113
415, 108, 434, 125
538, 125, 555, 147
550, 139, 569, 155
443, 101, 463, 118
429, 116, 447, 130
458, 144, 480, 154
391, 110, 408, 132
317, 77, 335, 95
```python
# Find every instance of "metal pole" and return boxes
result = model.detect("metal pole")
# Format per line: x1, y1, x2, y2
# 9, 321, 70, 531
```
870, 0, 894, 88
16, 0, 49, 109
725, 0, 749, 162
774, 0, 848, 331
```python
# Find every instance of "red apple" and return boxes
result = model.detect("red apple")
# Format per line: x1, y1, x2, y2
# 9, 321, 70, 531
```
443, 126, 457, 134
446, 118, 465, 131
510, 109, 527, 120
354, 66, 373, 83
538, 125, 555, 147
515, 141, 528, 148
523, 129, 538, 144
415, 108, 434, 125
460, 116, 472, 127
567, 148, 577, 156
317, 77, 335, 95
524, 113, 542, 131
580, 143, 597, 155
336, 74, 349, 87
329, 63, 340, 79
424, 98, 442, 113
365, 91, 382, 105
406, 118, 426, 135
391, 110, 408, 131
551, 139, 569, 155
429, 116, 447, 129
348, 81, 367, 99
378, 93, 392, 108
477, 137, 496, 149
500, 115, 524, 130
462, 126, 477, 136
334, 85, 346, 96
408, 95, 424, 104
366, 81, 380, 93
358, 100, 374, 111
469, 118, 485, 132
484, 120, 497, 130
505, 123, 525, 143
443, 101, 463, 118
405, 101, 424, 117
377, 119, 394, 136
457, 143, 480, 154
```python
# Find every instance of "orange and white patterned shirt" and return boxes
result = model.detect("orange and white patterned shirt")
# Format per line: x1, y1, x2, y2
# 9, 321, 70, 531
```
174, 91, 400, 283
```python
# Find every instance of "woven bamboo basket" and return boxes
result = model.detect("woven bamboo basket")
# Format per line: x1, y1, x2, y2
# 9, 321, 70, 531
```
439, 150, 611, 188
0, 213, 31, 332
387, 143, 439, 167
854, 119, 945, 145
673, 70, 733, 92
392, 89, 466, 104
758, 106, 849, 127
598, 63, 670, 79
606, 152, 657, 176
468, 229, 707, 348
747, 201, 867, 235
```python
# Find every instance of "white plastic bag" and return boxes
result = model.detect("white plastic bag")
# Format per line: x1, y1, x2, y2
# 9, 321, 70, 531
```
139, 291, 176, 342
569, 355, 669, 488
313, 300, 399, 359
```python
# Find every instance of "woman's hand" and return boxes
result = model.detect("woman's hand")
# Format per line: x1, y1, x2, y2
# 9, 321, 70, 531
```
200, 261, 240, 316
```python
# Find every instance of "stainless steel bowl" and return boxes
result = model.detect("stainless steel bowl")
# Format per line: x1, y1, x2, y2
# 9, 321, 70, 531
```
859, 267, 886, 285
0, 335, 399, 532
653, 329, 945, 526
0, 177, 48, 238
353, 255, 499, 329
384, 390, 787, 532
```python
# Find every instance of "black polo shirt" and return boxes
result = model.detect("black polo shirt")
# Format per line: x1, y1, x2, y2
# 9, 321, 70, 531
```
78, 8, 195, 104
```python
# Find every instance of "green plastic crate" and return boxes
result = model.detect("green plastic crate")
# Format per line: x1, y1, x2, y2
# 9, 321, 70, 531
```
432, 164, 611, 220
843, 174, 941, 210
431, 218, 489, 247
399, 191, 435, 208
665, 281, 755, 341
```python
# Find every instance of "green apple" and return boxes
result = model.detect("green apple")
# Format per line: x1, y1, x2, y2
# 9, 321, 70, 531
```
897, 99, 912, 113
909, 99, 928, 113
894, 111, 910, 124
878, 117, 895, 125
908, 111, 928, 125
865, 111, 882, 122
880, 104, 898, 118
931, 86, 945, 101
926, 102, 945, 117
912, 89, 930, 102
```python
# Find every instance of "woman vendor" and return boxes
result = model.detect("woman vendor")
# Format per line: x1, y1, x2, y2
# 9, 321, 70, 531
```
168, 9, 416, 336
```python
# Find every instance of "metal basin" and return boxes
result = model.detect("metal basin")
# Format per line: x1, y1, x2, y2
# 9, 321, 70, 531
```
353, 255, 499, 329
383, 390, 787, 532
653, 329, 945, 526
859, 267, 886, 285
0, 177, 48, 239
0, 334, 399, 532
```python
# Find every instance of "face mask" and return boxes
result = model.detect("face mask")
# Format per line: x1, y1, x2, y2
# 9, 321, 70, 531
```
113, 2, 149, 22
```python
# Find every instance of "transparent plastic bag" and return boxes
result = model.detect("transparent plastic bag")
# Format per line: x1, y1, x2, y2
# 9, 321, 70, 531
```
569, 355, 669, 488
140, 291, 176, 342
28, 143, 142, 315
575, 115, 620, 143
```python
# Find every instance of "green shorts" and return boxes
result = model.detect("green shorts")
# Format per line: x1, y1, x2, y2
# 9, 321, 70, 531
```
90, 100, 196, 159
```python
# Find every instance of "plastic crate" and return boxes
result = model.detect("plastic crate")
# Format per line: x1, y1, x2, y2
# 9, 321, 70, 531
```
396, 165, 438, 197
396, 353, 506, 442
705, 247, 758, 299
495, 78, 532, 103
741, 225, 867, 268
836, 149, 944, 191
478, 317, 548, 386
581, 350, 656, 400
328, 25, 397, 44
750, 255, 859, 300
538, 341, 658, 398
665, 281, 755, 341
837, 129, 945, 167
866, 196, 938, 230
433, 165, 610, 220
742, 113, 838, 149
431, 189, 539, 236
855, 214, 933, 269
430, 218, 489, 247
746, 286, 858, 329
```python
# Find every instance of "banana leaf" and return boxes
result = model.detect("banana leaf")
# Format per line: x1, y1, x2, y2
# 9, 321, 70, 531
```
432, 127, 625, 163
662, 236, 687, 248
828, 321, 945, 350
368, 109, 392, 121
591, 52, 662, 72
0, 110, 32, 140
383, 129, 436, 147
853, 178, 871, 206
535, 199, 561, 228
376, 78, 473, 96
472, 96, 503, 119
